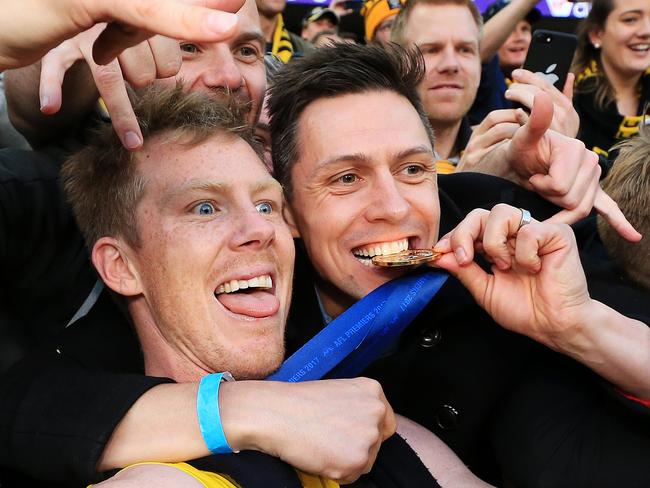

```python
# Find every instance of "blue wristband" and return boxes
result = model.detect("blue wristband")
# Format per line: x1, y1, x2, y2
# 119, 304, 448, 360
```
197, 372, 234, 454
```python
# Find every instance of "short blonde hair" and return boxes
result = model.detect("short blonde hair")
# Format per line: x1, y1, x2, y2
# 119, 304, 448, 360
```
391, 0, 483, 46
598, 127, 650, 290
62, 85, 261, 249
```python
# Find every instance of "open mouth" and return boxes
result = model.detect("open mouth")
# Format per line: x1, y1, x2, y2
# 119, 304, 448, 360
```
352, 238, 410, 267
629, 43, 650, 53
214, 274, 279, 318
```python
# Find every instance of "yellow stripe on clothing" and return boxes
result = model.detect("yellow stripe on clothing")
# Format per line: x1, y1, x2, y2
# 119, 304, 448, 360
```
90, 462, 339, 488
272, 14, 294, 63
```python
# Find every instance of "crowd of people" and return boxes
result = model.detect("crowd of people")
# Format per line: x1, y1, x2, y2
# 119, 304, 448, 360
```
0, 0, 649, 487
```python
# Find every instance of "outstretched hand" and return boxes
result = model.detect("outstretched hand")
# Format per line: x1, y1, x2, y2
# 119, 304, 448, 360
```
506, 92, 642, 242
0, 0, 243, 71
432, 204, 592, 349
505, 68, 579, 138
39, 25, 182, 149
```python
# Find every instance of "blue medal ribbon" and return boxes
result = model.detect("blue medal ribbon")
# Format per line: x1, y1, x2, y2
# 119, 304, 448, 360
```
268, 269, 448, 382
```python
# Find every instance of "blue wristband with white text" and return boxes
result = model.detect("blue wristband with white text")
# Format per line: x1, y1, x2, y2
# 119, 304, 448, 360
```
197, 372, 235, 454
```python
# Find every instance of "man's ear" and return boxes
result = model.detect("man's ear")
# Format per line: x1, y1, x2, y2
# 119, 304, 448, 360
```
282, 201, 301, 238
92, 237, 142, 297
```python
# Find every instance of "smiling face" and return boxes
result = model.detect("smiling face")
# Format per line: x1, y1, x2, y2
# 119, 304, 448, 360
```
590, 0, 650, 79
122, 133, 294, 381
498, 20, 532, 70
402, 3, 481, 126
286, 91, 439, 317
156, 0, 266, 125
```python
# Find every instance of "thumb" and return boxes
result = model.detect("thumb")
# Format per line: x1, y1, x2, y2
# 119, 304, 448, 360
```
434, 254, 491, 309
515, 91, 554, 148
562, 73, 575, 101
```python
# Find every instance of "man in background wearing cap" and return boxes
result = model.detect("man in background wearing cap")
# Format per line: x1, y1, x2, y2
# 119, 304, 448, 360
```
361, 0, 403, 46
301, 7, 340, 42
257, 0, 313, 62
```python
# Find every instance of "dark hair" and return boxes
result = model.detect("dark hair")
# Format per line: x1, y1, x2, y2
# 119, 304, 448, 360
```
572, 0, 616, 108
62, 84, 261, 249
268, 43, 433, 199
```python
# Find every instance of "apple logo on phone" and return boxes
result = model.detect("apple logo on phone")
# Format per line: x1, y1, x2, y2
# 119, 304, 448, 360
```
535, 63, 560, 86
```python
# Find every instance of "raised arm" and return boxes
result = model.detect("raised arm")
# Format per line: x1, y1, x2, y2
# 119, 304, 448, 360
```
5, 60, 98, 148
1, 0, 246, 149
480, 0, 540, 62
433, 204, 650, 399
457, 92, 641, 242
0, 0, 243, 72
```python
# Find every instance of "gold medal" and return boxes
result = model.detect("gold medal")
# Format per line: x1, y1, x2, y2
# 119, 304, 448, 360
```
372, 249, 441, 267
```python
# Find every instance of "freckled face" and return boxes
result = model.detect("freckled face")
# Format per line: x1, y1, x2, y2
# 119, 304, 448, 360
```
129, 133, 294, 380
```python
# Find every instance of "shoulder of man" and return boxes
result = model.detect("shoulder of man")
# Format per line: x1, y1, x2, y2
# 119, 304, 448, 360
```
289, 31, 315, 56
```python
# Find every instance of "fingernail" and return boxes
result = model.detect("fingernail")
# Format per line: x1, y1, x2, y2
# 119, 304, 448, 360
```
454, 246, 468, 264
39, 95, 50, 112
124, 131, 142, 149
512, 69, 522, 77
206, 12, 237, 34
494, 258, 509, 270
433, 238, 450, 251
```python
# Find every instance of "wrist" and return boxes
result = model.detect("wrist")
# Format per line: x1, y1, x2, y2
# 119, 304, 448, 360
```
540, 298, 600, 356
219, 380, 281, 454
196, 372, 236, 454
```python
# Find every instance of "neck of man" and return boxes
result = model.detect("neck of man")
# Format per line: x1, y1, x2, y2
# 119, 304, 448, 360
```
129, 301, 209, 383
316, 277, 357, 321
260, 13, 280, 44
430, 118, 462, 160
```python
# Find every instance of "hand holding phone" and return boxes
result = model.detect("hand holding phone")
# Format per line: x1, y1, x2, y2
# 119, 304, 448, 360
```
521, 29, 577, 90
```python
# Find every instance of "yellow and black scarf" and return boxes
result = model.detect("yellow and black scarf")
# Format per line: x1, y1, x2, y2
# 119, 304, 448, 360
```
574, 60, 650, 157
271, 14, 294, 63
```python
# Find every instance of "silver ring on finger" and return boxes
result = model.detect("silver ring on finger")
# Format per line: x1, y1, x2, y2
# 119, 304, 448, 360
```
517, 208, 532, 231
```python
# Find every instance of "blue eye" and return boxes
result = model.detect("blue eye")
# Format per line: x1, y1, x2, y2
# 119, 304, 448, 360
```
256, 202, 273, 215
196, 202, 215, 215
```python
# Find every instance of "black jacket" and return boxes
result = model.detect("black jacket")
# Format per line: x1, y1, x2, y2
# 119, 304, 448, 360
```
4, 172, 647, 486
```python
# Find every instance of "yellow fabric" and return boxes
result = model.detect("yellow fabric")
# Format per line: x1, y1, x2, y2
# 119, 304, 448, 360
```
271, 14, 294, 63
575, 59, 599, 84
297, 471, 340, 488
436, 159, 457, 175
576, 59, 650, 84
87, 462, 239, 488
361, 0, 402, 42
91, 462, 339, 488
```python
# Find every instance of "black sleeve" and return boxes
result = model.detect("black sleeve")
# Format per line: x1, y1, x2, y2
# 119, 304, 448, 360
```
0, 355, 171, 484
491, 247, 650, 487
0, 148, 95, 344
438, 172, 560, 221
490, 352, 650, 488
0, 291, 173, 485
